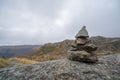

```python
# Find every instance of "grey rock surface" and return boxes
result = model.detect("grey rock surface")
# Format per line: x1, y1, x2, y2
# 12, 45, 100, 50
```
75, 26, 89, 38
71, 26, 98, 62
67, 50, 98, 63
0, 54, 120, 80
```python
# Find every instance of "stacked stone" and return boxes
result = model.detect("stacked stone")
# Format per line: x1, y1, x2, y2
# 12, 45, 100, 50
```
67, 26, 98, 63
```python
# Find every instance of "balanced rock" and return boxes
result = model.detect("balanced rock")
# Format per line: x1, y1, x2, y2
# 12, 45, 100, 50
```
75, 26, 89, 38
67, 26, 98, 63
83, 44, 97, 52
68, 50, 98, 63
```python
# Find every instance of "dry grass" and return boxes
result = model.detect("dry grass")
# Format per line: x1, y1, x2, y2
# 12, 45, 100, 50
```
29, 53, 67, 62
9, 57, 37, 64
96, 50, 120, 56
114, 50, 120, 53
0, 58, 10, 68
28, 40, 72, 62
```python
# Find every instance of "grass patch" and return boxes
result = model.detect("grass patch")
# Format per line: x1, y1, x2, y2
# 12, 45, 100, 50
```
0, 58, 10, 68
28, 53, 67, 62
9, 57, 37, 64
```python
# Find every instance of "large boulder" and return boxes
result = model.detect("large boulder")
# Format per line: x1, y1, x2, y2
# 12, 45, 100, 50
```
67, 50, 98, 63
0, 54, 120, 80
83, 43, 97, 52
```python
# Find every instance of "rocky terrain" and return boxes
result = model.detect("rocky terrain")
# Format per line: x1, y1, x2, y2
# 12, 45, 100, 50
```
0, 36, 120, 80
0, 54, 120, 80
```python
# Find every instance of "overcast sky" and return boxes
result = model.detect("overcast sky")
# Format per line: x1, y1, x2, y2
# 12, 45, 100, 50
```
0, 0, 120, 45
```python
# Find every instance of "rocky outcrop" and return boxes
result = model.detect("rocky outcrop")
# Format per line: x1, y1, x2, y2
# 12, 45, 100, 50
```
68, 26, 98, 63
0, 54, 120, 80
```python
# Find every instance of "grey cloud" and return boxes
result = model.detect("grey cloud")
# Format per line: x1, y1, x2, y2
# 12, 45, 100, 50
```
65, 0, 120, 37
0, 0, 120, 45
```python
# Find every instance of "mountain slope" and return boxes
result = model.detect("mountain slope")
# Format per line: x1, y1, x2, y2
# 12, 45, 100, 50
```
27, 40, 74, 61
0, 54, 120, 80
28, 36, 120, 61
91, 36, 120, 52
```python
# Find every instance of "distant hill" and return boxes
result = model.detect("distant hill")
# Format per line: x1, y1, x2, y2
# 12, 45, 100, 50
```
91, 36, 120, 52
28, 36, 120, 61
0, 45, 41, 58
0, 36, 119, 59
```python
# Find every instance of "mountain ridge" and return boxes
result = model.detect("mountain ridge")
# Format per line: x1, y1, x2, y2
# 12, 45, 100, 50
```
0, 36, 120, 59
27, 36, 120, 61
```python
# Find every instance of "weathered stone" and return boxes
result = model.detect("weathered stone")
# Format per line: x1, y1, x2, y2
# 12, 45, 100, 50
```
67, 51, 90, 60
74, 44, 97, 52
0, 54, 120, 80
83, 44, 97, 52
70, 47, 78, 51
67, 50, 98, 63
82, 55, 98, 63
75, 26, 89, 38
75, 38, 90, 45
68, 26, 98, 63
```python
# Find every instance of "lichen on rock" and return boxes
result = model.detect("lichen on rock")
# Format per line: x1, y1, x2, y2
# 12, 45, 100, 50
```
0, 54, 120, 80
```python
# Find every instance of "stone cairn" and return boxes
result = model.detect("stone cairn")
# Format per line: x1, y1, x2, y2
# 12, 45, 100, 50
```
67, 26, 98, 63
